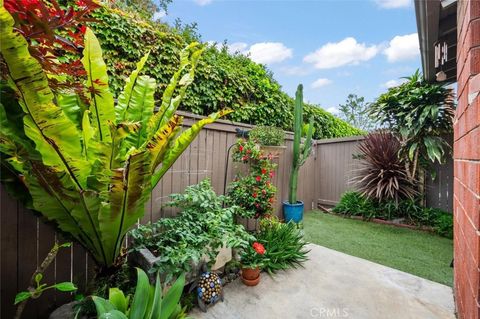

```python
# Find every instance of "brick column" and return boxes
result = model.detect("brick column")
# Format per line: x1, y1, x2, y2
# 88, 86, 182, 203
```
454, 1, 480, 319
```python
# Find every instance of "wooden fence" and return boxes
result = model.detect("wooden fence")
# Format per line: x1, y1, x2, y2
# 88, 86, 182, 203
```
314, 134, 454, 212
0, 112, 453, 318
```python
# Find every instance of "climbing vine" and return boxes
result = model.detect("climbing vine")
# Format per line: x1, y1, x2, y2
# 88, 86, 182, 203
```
85, 6, 364, 139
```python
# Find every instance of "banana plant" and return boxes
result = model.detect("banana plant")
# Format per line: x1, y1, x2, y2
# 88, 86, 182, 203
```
288, 84, 314, 204
92, 268, 187, 319
0, 3, 231, 267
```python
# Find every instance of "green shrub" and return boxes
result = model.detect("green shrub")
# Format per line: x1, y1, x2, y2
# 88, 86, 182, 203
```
332, 191, 375, 218
84, 7, 364, 139
333, 191, 453, 238
249, 126, 285, 146
433, 212, 453, 239
256, 217, 309, 274
129, 179, 253, 277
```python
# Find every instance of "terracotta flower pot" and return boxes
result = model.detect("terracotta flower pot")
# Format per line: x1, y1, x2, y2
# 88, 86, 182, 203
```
241, 267, 260, 286
241, 267, 260, 280
241, 275, 260, 286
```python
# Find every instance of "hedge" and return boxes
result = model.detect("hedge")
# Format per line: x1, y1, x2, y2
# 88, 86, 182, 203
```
87, 7, 364, 139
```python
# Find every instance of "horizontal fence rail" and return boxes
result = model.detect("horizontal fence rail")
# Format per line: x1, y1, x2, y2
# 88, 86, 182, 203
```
0, 111, 452, 318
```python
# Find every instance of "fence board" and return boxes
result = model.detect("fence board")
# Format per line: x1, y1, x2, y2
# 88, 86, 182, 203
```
1, 187, 18, 319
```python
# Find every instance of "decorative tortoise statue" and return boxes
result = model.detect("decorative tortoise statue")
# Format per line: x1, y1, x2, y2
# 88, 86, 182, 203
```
194, 264, 224, 312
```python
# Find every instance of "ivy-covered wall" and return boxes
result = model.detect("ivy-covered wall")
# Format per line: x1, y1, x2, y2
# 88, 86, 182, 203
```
88, 8, 364, 139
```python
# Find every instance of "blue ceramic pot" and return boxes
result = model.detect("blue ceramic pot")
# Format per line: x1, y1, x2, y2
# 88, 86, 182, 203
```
282, 201, 304, 223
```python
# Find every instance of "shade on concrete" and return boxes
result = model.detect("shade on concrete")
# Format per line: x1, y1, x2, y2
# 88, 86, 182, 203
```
191, 244, 455, 319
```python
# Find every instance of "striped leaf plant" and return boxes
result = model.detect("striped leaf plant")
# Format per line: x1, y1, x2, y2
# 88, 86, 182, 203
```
0, 3, 230, 267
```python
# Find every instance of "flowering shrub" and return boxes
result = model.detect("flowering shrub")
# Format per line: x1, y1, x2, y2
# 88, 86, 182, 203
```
228, 141, 277, 218
232, 138, 261, 163
241, 241, 267, 268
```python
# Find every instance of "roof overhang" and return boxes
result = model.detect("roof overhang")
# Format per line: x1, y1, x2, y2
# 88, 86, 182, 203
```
414, 0, 457, 83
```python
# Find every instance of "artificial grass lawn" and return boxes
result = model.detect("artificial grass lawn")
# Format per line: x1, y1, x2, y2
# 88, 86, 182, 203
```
304, 211, 453, 287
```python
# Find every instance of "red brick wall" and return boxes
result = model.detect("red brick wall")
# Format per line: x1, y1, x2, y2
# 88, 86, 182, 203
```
454, 1, 480, 319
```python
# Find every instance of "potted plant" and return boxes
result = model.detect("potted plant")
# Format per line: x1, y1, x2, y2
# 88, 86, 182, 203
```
249, 126, 286, 158
229, 139, 277, 227
240, 242, 267, 286
283, 84, 314, 223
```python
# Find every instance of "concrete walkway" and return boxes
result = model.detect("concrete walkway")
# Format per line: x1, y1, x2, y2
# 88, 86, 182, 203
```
191, 244, 455, 319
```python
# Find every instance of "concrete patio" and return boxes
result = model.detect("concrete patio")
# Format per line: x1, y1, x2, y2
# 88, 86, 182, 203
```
191, 244, 455, 319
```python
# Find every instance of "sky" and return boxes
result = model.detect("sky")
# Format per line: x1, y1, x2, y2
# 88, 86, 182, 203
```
159, 0, 421, 115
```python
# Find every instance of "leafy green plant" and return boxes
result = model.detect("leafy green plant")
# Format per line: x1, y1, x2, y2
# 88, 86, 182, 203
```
370, 70, 455, 182
0, 6, 229, 267
129, 179, 253, 277
240, 242, 268, 269
231, 138, 261, 163
229, 139, 277, 218
92, 268, 187, 319
332, 191, 375, 218
14, 242, 77, 319
353, 130, 417, 202
288, 84, 314, 204
256, 217, 309, 274
433, 212, 453, 239
333, 191, 453, 238
249, 126, 285, 146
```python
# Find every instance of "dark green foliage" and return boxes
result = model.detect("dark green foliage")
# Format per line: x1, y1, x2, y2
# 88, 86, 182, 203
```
129, 179, 253, 277
256, 217, 309, 274
370, 70, 455, 180
433, 212, 454, 239
90, 264, 137, 301
86, 7, 363, 139
249, 126, 285, 146
333, 191, 453, 238
332, 191, 375, 218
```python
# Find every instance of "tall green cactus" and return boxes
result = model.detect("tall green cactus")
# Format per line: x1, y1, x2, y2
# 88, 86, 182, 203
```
288, 84, 314, 204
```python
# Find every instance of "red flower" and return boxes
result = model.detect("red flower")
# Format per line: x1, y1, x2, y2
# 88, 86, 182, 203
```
242, 155, 248, 161
262, 189, 266, 195
261, 168, 267, 175
253, 242, 266, 255
268, 197, 274, 203
269, 171, 275, 178
79, 25, 87, 34
239, 145, 244, 152
252, 193, 257, 198
256, 176, 261, 182
246, 149, 251, 154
